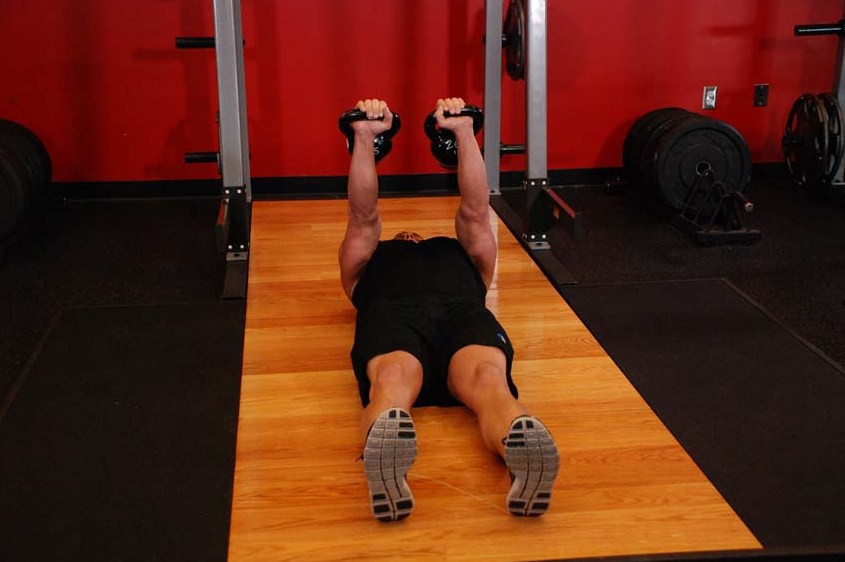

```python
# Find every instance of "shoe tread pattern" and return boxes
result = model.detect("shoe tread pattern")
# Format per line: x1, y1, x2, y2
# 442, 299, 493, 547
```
363, 408, 417, 522
503, 416, 559, 516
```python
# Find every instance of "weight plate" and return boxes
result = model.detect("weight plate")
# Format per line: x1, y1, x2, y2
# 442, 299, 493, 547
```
0, 120, 51, 200
623, 108, 689, 185
655, 118, 752, 214
783, 94, 829, 190
0, 144, 33, 212
504, 0, 525, 80
819, 93, 844, 184
0, 136, 39, 208
638, 111, 705, 192
0, 150, 27, 242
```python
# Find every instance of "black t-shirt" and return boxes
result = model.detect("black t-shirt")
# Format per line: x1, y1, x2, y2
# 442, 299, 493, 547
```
351, 237, 487, 309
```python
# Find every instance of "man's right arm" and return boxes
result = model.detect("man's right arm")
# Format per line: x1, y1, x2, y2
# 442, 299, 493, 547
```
338, 100, 392, 300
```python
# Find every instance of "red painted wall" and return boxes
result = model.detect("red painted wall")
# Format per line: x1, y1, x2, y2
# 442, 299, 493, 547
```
0, 0, 841, 183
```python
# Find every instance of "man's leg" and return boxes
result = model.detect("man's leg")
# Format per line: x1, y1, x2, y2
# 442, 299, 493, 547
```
361, 350, 423, 522
446, 345, 526, 455
361, 350, 423, 442
448, 345, 528, 452
447, 345, 559, 516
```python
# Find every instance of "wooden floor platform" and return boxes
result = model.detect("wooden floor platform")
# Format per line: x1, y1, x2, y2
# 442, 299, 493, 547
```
228, 196, 762, 561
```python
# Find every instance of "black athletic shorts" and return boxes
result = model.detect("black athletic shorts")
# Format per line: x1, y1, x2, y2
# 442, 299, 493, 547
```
350, 294, 518, 407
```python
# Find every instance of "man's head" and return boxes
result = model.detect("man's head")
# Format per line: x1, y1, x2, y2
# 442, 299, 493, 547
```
393, 231, 423, 243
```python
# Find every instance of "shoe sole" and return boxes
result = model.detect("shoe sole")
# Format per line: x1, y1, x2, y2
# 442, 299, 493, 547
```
363, 408, 417, 522
503, 416, 559, 516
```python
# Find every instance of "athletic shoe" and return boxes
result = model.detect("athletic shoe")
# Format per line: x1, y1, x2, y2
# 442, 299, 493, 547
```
362, 407, 417, 522
503, 415, 560, 516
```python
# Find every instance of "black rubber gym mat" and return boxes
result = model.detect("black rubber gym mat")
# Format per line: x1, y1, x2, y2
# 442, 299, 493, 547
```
0, 302, 245, 562
560, 279, 845, 548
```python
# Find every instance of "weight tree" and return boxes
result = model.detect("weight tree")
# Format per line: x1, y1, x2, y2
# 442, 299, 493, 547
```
484, 0, 578, 284
176, 0, 252, 300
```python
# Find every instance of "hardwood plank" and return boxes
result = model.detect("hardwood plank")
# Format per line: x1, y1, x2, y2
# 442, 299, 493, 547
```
230, 197, 761, 561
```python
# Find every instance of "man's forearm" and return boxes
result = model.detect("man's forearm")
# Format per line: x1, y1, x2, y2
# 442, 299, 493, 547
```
455, 129, 489, 213
348, 131, 380, 222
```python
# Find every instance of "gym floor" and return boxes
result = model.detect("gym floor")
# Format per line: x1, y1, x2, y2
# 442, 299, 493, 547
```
539, 176, 845, 370
0, 175, 843, 561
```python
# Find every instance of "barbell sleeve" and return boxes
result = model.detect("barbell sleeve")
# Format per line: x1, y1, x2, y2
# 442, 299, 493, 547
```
184, 152, 219, 164
733, 191, 754, 213
175, 37, 215, 49
500, 144, 526, 155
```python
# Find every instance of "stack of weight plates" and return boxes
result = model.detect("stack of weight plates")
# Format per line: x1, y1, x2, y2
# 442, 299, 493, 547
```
0, 119, 51, 244
623, 108, 752, 216
782, 93, 844, 192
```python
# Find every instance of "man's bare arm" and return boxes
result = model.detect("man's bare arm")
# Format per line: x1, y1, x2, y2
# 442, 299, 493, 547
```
436, 98, 497, 287
338, 99, 392, 300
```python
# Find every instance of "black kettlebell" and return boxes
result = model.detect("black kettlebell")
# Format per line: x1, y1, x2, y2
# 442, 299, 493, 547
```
423, 105, 484, 168
338, 109, 401, 162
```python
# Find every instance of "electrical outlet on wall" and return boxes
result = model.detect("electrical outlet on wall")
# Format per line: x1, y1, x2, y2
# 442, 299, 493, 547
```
703, 86, 718, 110
754, 84, 769, 107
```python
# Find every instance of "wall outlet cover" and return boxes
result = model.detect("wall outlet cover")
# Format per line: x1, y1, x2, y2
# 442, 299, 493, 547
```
703, 86, 718, 110
755, 84, 769, 107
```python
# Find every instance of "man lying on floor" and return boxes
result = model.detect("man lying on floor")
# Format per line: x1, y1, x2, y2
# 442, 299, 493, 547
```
338, 96, 560, 522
